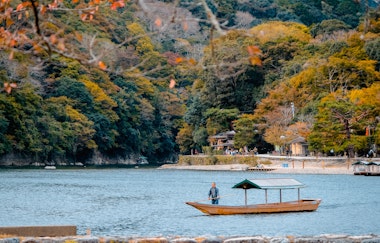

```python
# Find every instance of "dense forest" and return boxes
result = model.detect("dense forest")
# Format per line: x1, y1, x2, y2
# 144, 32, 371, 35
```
0, 0, 379, 166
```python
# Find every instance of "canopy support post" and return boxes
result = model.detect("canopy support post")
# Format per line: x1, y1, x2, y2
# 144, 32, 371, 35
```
265, 189, 268, 204
244, 189, 247, 206
298, 188, 300, 201
280, 189, 282, 202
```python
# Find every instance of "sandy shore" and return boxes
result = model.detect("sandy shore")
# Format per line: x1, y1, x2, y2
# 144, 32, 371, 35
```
160, 155, 380, 174
159, 163, 353, 174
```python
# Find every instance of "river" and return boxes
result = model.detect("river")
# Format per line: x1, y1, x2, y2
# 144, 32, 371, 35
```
0, 168, 379, 237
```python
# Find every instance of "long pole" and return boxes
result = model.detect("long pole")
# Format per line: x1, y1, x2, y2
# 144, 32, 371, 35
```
195, 194, 236, 203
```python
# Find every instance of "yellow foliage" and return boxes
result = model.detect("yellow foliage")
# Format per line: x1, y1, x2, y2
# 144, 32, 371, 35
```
127, 23, 145, 36
135, 77, 155, 95
192, 79, 204, 91
46, 96, 72, 105
81, 79, 117, 109
81, 78, 119, 121
250, 21, 311, 44
287, 122, 311, 140
126, 23, 155, 54
136, 37, 154, 53
361, 32, 380, 41
264, 124, 290, 146
348, 82, 380, 107
162, 91, 185, 117
65, 105, 88, 122
355, 60, 379, 79
289, 68, 317, 88
40, 22, 61, 35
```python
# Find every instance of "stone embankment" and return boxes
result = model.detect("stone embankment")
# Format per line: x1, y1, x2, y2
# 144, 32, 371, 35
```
1, 235, 380, 243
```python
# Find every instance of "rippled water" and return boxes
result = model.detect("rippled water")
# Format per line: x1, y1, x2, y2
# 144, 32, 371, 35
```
0, 168, 379, 237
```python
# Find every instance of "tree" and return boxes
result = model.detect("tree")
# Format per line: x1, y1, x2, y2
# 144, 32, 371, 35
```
0, 98, 11, 154
309, 91, 374, 157
310, 19, 350, 38
263, 125, 289, 154
203, 108, 239, 135
233, 114, 257, 149
196, 30, 264, 112
176, 123, 195, 154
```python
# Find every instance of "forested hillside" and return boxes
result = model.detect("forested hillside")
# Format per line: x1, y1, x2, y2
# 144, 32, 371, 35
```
0, 0, 379, 166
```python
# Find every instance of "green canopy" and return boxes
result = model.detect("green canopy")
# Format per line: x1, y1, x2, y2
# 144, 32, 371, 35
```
232, 178, 305, 190
232, 178, 306, 205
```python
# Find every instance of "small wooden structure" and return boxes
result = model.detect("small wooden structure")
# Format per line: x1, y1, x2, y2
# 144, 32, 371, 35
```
186, 178, 321, 215
289, 137, 308, 156
352, 161, 380, 176
208, 131, 235, 151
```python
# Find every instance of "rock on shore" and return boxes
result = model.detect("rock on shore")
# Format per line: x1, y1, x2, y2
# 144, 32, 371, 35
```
1, 235, 380, 243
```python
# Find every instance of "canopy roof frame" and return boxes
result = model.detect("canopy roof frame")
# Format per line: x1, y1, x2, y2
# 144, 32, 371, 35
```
232, 178, 305, 205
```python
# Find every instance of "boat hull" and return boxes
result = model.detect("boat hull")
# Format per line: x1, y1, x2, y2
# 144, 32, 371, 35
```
186, 199, 321, 215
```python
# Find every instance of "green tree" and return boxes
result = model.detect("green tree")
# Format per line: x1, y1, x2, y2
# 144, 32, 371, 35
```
233, 114, 257, 149
0, 85, 46, 160
309, 92, 374, 157
204, 108, 239, 135
310, 19, 350, 38
192, 126, 209, 151
0, 99, 11, 154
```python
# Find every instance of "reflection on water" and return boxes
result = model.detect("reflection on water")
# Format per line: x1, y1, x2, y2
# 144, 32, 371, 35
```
0, 168, 379, 237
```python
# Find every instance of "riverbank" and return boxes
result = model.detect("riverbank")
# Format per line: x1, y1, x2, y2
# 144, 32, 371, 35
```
160, 155, 380, 174
1, 234, 380, 243
159, 163, 352, 174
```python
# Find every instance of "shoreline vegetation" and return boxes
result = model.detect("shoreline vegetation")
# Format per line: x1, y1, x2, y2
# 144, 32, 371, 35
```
160, 154, 380, 174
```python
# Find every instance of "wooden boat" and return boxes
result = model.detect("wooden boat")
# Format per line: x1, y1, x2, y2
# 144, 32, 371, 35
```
352, 161, 380, 176
186, 178, 321, 215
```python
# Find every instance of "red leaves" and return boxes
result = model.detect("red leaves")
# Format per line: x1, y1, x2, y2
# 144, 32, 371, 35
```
110, 0, 125, 10
175, 57, 183, 64
81, 13, 89, 21
162, 52, 197, 66
249, 56, 262, 66
247, 45, 261, 56
49, 34, 58, 44
9, 39, 17, 47
2, 0, 127, 70
48, 0, 59, 10
40, 5, 47, 15
154, 18, 162, 27
169, 79, 176, 89
3, 82, 17, 94
247, 45, 262, 66
56, 38, 65, 51
16, 2, 31, 11
98, 61, 107, 70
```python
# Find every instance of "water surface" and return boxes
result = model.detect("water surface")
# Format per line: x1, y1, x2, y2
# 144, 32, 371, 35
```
0, 168, 379, 237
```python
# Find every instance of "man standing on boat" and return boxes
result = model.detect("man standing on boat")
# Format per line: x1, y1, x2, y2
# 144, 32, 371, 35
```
208, 182, 219, 204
